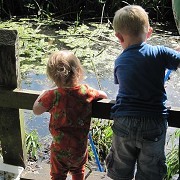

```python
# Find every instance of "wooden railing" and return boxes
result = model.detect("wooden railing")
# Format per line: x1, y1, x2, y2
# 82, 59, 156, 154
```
0, 30, 179, 169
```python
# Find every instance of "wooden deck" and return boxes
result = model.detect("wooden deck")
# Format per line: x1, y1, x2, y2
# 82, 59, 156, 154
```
20, 162, 111, 180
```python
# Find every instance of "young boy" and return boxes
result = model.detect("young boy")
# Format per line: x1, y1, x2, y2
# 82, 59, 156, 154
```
105, 5, 180, 180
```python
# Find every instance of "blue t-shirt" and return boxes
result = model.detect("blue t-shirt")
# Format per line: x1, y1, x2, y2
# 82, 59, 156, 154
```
111, 42, 180, 118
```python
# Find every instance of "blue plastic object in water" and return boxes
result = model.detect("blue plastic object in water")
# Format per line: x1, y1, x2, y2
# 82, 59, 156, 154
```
164, 70, 172, 82
88, 133, 104, 172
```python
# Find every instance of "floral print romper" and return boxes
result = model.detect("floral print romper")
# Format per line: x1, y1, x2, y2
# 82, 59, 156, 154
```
38, 84, 100, 180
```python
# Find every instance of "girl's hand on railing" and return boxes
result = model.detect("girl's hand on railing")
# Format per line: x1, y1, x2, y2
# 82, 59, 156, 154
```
174, 46, 180, 52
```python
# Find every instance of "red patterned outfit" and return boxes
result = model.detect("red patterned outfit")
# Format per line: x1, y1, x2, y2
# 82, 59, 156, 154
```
38, 84, 100, 180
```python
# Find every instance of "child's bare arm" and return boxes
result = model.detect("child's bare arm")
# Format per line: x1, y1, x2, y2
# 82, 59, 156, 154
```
33, 90, 48, 115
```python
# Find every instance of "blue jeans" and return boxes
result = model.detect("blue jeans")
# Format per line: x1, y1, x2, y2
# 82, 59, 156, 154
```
106, 116, 167, 180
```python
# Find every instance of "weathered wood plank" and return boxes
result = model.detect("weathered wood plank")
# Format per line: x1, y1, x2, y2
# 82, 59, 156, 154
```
0, 29, 19, 89
0, 89, 39, 110
0, 30, 26, 168
0, 108, 26, 167
92, 99, 180, 128
0, 89, 179, 128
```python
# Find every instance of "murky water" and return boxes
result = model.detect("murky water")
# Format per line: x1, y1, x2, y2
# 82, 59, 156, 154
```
22, 70, 180, 141
22, 72, 118, 137
21, 27, 180, 154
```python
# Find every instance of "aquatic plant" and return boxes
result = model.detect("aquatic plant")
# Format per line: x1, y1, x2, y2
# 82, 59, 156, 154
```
90, 119, 113, 163
164, 129, 180, 179
25, 130, 41, 160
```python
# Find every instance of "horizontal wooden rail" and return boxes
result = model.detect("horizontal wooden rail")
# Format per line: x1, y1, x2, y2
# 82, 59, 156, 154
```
0, 89, 179, 128
0, 88, 39, 110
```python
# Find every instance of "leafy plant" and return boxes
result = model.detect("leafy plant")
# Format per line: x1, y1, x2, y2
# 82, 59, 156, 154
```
25, 130, 41, 160
74, 10, 82, 33
90, 118, 113, 162
0, 18, 58, 75
164, 129, 180, 179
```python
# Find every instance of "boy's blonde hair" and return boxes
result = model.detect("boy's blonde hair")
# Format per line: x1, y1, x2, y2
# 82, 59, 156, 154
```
113, 5, 150, 37
47, 50, 84, 87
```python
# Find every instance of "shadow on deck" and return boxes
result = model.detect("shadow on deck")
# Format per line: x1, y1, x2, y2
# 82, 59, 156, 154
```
20, 162, 111, 180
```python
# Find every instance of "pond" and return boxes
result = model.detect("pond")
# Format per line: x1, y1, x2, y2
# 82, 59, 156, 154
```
11, 22, 177, 166
22, 70, 180, 138
19, 22, 180, 139
0, 17, 179, 178
22, 71, 118, 137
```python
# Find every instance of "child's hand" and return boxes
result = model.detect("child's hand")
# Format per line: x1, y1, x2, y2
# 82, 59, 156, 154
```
38, 90, 47, 98
174, 46, 180, 52
36, 90, 48, 102
40, 90, 47, 95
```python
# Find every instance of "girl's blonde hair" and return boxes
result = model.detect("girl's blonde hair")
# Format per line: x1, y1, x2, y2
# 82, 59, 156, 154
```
113, 5, 149, 37
47, 50, 84, 87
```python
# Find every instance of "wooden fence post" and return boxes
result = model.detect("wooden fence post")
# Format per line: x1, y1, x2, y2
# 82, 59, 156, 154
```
0, 29, 26, 167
